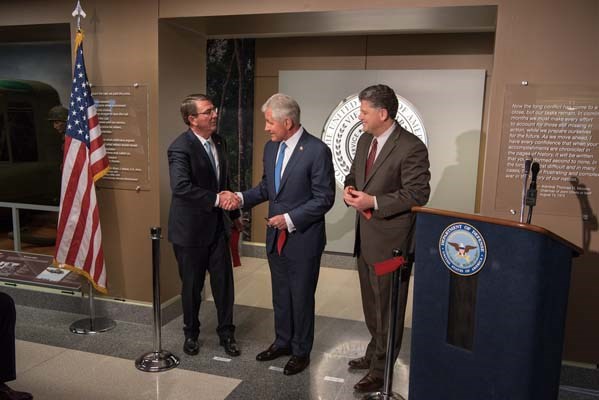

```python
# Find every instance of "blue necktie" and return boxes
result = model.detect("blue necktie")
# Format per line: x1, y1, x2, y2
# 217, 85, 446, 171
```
204, 141, 218, 181
274, 142, 287, 193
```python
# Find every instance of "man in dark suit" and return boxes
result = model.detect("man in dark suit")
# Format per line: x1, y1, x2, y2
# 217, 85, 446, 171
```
1, 292, 33, 400
168, 94, 242, 357
344, 84, 431, 393
230, 93, 335, 375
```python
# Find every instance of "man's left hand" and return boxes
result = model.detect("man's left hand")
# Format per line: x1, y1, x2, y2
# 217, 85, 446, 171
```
267, 214, 288, 231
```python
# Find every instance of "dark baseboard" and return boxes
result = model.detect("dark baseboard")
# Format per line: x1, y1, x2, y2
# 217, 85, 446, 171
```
2, 281, 181, 326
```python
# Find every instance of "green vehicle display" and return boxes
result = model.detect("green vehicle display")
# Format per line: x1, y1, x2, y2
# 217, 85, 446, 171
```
0, 79, 63, 206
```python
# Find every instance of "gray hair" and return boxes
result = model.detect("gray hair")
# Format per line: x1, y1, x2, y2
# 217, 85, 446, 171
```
180, 94, 211, 126
261, 93, 300, 125
359, 84, 398, 120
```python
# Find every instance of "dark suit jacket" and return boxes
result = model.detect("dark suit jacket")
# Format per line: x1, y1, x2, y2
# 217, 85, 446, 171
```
242, 130, 335, 258
344, 124, 431, 264
168, 129, 240, 247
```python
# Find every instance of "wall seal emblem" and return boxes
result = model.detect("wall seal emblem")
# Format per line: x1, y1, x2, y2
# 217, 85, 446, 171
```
321, 93, 428, 189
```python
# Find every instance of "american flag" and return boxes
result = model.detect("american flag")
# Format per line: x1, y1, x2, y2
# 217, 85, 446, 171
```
54, 31, 110, 293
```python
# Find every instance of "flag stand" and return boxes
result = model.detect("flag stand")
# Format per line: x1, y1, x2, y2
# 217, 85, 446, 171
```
364, 249, 407, 400
70, 281, 116, 334
135, 227, 179, 372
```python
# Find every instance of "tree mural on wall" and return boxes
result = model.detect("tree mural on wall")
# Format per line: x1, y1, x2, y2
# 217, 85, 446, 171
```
207, 39, 255, 239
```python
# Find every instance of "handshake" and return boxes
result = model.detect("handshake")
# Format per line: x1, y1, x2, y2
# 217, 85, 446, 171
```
219, 191, 242, 211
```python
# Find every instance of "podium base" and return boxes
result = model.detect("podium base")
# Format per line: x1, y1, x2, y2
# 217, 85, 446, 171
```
135, 351, 180, 372
69, 317, 116, 334
363, 392, 405, 400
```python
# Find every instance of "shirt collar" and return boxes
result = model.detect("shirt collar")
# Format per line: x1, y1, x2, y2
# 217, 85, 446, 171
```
281, 126, 304, 152
372, 122, 396, 149
378, 122, 396, 142
191, 130, 213, 147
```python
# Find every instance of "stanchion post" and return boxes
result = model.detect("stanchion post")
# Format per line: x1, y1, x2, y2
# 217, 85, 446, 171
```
364, 248, 407, 400
135, 227, 179, 372
152, 226, 162, 353
89, 282, 94, 331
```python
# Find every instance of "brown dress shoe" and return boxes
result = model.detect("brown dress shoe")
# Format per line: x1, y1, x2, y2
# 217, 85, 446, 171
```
348, 356, 371, 370
353, 373, 384, 393
256, 343, 291, 361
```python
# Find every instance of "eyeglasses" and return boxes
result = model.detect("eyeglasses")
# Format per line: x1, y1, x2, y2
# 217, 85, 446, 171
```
193, 107, 218, 117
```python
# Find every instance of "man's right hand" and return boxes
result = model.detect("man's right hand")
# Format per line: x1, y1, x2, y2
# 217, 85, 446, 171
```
219, 191, 240, 210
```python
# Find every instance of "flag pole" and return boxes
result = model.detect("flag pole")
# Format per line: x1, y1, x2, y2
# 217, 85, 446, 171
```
66, 0, 116, 335
70, 281, 116, 334
72, 0, 86, 32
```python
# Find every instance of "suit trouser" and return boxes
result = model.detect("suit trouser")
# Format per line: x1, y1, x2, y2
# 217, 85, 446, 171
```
267, 252, 321, 357
357, 255, 412, 378
173, 231, 235, 340
0, 292, 16, 383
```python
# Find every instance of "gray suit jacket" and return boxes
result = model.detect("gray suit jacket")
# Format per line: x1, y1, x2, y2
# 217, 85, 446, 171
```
344, 124, 431, 264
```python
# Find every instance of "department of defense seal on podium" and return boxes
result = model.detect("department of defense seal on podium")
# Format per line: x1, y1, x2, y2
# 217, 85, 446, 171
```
439, 222, 487, 276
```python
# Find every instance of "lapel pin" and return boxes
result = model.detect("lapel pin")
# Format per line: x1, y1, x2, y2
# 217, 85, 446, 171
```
299, 146, 303, 151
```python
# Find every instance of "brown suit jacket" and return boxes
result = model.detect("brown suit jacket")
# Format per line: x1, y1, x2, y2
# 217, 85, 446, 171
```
344, 123, 431, 265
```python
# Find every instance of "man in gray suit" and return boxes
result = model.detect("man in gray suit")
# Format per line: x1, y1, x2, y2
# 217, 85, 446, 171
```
344, 84, 431, 393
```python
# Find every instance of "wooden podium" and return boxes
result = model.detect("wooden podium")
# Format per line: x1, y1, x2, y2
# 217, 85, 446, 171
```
408, 207, 580, 400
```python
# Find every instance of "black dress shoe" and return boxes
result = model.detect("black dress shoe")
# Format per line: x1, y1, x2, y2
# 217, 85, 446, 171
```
183, 337, 199, 356
256, 343, 291, 361
353, 373, 384, 393
220, 337, 241, 357
283, 355, 310, 376
348, 356, 371, 370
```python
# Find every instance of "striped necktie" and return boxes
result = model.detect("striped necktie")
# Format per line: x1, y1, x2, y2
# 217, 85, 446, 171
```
204, 140, 218, 181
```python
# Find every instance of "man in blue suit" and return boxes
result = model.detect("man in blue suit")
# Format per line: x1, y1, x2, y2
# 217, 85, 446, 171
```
232, 93, 335, 375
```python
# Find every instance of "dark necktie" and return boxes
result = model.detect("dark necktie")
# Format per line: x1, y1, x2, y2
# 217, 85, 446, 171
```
365, 138, 378, 177
274, 142, 287, 192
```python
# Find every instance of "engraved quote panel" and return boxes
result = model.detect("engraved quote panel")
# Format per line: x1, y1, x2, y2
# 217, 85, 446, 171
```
495, 85, 599, 217
92, 86, 150, 190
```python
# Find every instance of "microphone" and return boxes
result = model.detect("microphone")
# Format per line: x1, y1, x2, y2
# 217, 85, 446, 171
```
519, 157, 533, 223
525, 162, 540, 223
524, 158, 532, 176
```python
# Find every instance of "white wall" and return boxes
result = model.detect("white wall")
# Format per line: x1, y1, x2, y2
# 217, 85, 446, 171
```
281, 69, 486, 253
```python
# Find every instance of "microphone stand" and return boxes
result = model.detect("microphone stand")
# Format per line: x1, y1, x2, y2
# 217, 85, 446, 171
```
525, 163, 540, 224
526, 200, 535, 224
520, 159, 532, 223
